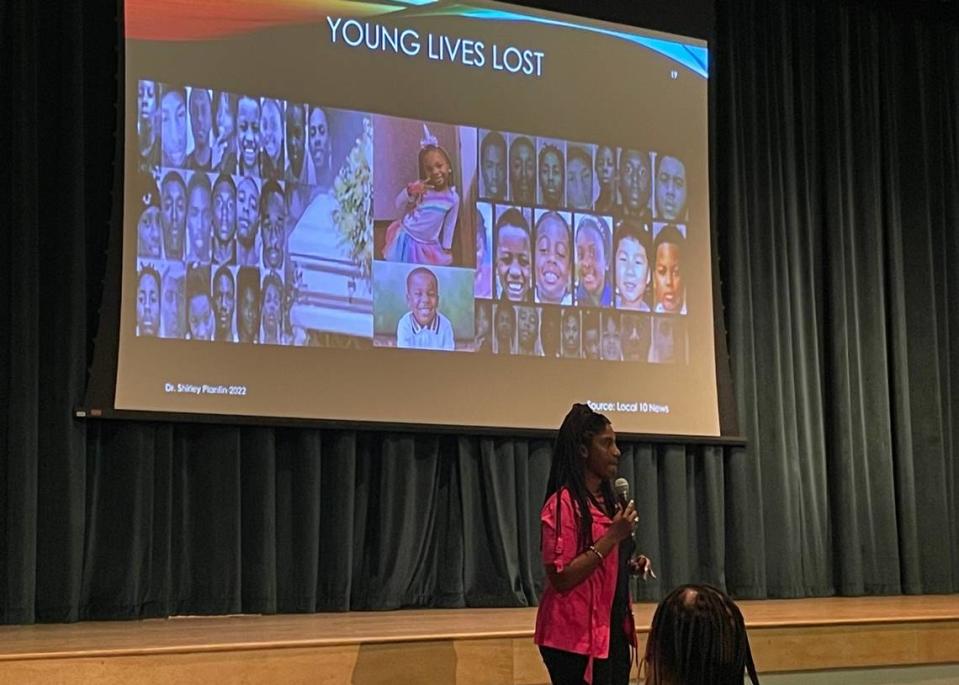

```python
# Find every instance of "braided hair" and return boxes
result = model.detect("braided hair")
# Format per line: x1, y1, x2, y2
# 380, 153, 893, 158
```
643, 584, 759, 684
544, 403, 616, 555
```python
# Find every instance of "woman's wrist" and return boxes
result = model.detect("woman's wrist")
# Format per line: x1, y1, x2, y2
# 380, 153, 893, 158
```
593, 535, 614, 558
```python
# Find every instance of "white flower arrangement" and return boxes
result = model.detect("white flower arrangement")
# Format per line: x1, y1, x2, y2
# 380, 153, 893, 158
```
333, 117, 373, 286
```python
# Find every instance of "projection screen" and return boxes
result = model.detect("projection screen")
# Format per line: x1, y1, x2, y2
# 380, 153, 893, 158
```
118, 0, 718, 435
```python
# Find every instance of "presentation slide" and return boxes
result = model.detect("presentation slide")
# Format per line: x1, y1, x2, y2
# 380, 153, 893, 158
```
118, 0, 718, 435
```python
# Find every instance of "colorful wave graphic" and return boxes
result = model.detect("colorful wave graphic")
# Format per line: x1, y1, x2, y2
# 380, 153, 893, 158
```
126, 0, 707, 78
125, 0, 408, 41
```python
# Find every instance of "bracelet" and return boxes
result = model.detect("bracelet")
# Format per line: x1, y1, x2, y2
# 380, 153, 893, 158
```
587, 545, 604, 561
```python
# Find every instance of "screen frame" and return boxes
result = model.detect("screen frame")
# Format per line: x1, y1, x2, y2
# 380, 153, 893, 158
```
82, 0, 743, 444
75, 406, 746, 444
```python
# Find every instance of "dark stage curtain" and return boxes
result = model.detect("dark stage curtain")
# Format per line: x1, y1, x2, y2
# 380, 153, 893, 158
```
2, 0, 958, 624
717, 0, 959, 597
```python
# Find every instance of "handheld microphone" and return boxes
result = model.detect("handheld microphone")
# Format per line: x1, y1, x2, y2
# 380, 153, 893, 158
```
614, 477, 637, 553
614, 477, 630, 509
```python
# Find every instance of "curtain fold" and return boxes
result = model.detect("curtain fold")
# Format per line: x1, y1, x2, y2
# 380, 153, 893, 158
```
3, 0, 959, 625
717, 0, 959, 598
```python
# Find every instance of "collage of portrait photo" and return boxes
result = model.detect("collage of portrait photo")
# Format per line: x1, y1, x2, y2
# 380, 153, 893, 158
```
135, 80, 373, 347
472, 130, 691, 363
134, 79, 692, 365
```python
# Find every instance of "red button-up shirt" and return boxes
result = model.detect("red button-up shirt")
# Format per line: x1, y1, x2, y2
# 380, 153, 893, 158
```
534, 487, 622, 673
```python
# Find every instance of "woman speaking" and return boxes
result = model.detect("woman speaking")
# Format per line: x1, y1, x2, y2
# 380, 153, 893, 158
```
534, 403, 652, 685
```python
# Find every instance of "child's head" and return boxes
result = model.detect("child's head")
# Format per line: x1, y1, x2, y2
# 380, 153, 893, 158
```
644, 584, 758, 685
582, 309, 600, 359
654, 224, 685, 313
495, 301, 515, 343
602, 312, 621, 360
516, 305, 539, 352
419, 144, 453, 190
138, 206, 162, 258
576, 216, 609, 299
137, 264, 161, 336
406, 267, 440, 327
538, 144, 565, 207
236, 266, 260, 343
614, 220, 652, 307
260, 271, 284, 335
161, 264, 186, 338
495, 208, 532, 302
186, 264, 212, 340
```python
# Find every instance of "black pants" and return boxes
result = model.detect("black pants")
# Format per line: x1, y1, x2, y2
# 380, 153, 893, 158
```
539, 621, 631, 685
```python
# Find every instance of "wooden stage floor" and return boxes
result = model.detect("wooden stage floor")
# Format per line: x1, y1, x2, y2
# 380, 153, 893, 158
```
2, 595, 959, 684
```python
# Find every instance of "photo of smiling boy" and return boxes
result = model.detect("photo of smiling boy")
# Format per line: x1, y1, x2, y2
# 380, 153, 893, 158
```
236, 95, 260, 178
396, 267, 455, 351
259, 97, 285, 181
494, 205, 533, 303
533, 209, 572, 305
613, 219, 652, 311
